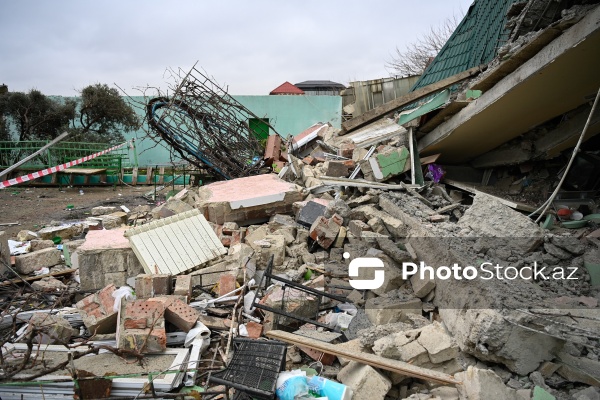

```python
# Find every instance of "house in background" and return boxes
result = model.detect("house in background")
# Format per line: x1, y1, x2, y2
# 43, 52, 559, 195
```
294, 80, 346, 96
269, 82, 305, 95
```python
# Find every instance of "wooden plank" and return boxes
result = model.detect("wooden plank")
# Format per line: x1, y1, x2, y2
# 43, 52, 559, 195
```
0, 268, 76, 287
420, 154, 441, 165
132, 167, 138, 186
342, 66, 484, 133
443, 179, 537, 212
266, 330, 461, 385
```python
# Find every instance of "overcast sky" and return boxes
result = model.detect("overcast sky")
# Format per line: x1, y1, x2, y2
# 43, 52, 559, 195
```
1, 0, 472, 96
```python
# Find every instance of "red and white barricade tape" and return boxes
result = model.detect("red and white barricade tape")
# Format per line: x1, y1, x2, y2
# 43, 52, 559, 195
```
0, 141, 131, 189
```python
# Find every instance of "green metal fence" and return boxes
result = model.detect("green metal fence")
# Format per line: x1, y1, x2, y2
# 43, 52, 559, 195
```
0, 141, 132, 172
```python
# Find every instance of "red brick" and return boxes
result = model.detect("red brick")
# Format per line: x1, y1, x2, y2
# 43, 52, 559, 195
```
264, 135, 283, 164
302, 156, 316, 166
309, 215, 342, 250
339, 143, 355, 159
218, 274, 237, 297
298, 346, 336, 365
76, 284, 118, 335
245, 321, 263, 338
148, 297, 199, 333
124, 318, 147, 329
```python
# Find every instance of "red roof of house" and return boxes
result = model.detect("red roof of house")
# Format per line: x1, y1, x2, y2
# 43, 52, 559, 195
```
270, 81, 305, 95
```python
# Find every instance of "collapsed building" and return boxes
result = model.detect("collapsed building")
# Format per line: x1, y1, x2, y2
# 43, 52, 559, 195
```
1, 0, 600, 399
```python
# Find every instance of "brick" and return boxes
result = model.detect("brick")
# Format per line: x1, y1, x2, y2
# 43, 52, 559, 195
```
339, 142, 355, 159
298, 346, 336, 365
326, 161, 352, 177
135, 274, 172, 298
218, 274, 237, 297
148, 297, 199, 332
117, 299, 166, 354
302, 156, 316, 166
245, 321, 263, 338
173, 275, 192, 298
264, 135, 283, 164
309, 214, 342, 250
14, 248, 61, 275
222, 222, 239, 235
77, 284, 118, 334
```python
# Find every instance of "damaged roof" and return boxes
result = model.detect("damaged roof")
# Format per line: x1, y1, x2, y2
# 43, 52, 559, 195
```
410, 0, 520, 91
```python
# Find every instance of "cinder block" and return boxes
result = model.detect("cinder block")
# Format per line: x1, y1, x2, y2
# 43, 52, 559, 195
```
338, 361, 391, 400
135, 274, 172, 298
173, 275, 192, 298
15, 248, 61, 275
76, 284, 118, 334
117, 299, 166, 353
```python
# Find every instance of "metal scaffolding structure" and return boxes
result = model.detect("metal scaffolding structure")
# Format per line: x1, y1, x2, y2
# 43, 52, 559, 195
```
145, 64, 280, 180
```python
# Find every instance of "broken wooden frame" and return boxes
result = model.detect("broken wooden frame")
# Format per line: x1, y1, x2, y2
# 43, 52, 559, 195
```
251, 256, 348, 331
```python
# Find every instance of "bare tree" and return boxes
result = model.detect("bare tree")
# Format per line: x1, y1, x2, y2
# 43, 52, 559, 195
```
385, 15, 461, 78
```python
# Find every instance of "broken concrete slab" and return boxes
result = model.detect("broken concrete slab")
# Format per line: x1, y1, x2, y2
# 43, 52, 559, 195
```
416, 322, 459, 364
37, 223, 84, 241
455, 366, 518, 400
29, 239, 55, 252
195, 174, 304, 225
77, 227, 144, 291
457, 193, 543, 252
15, 247, 61, 275
365, 297, 422, 325
31, 277, 67, 292
151, 198, 194, 219
91, 206, 117, 216
26, 313, 76, 345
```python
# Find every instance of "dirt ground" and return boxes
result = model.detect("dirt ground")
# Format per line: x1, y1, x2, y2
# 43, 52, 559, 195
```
0, 183, 188, 239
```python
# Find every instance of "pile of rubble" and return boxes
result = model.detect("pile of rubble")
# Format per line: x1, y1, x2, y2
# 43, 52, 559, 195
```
0, 116, 599, 400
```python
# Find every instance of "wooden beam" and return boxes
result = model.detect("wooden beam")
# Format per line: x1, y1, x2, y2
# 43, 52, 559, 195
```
0, 268, 76, 287
443, 179, 537, 213
342, 66, 484, 133
266, 330, 461, 386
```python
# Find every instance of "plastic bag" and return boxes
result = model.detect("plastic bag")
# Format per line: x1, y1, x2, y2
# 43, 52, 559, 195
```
112, 286, 135, 312
276, 370, 308, 400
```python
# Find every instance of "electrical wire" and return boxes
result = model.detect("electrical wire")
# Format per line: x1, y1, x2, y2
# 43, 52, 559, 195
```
529, 86, 600, 222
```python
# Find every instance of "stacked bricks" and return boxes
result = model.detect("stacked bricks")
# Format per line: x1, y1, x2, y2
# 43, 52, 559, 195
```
76, 284, 118, 334
135, 274, 171, 298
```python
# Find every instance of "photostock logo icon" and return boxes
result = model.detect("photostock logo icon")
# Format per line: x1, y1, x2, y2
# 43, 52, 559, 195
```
345, 252, 385, 290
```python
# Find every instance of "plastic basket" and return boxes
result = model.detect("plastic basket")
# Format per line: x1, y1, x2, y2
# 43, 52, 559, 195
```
209, 338, 287, 399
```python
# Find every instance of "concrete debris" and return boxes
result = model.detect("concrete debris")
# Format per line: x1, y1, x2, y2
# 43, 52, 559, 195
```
2, 10, 600, 394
